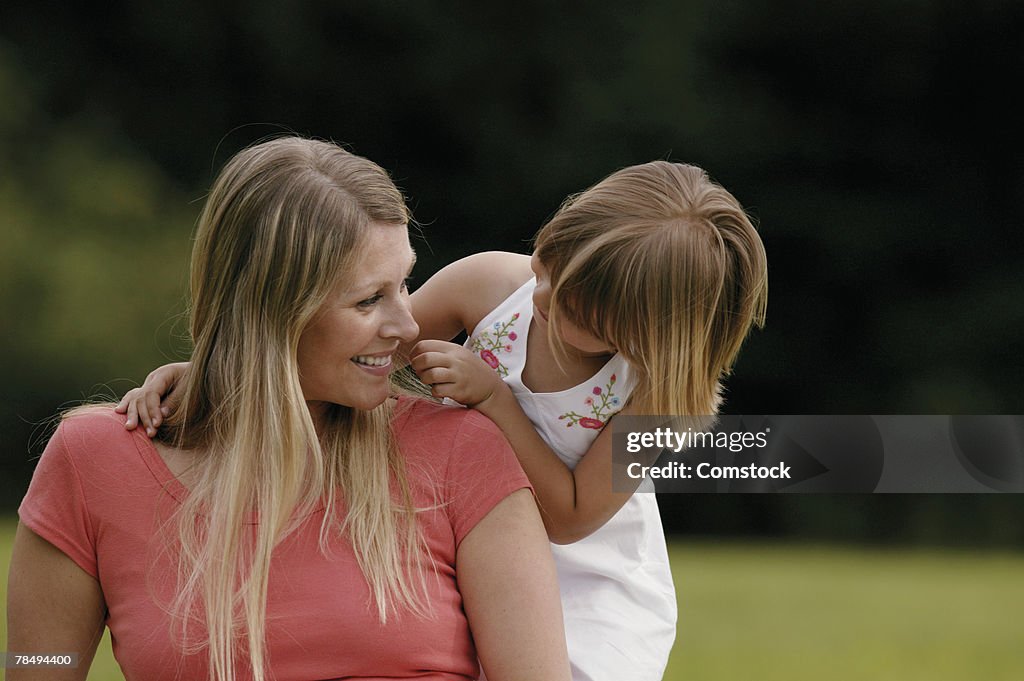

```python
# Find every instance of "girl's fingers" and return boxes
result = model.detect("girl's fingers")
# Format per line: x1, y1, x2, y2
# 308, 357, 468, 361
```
145, 391, 163, 431
416, 367, 454, 386
116, 387, 143, 416
137, 399, 154, 437
123, 400, 139, 430
429, 382, 458, 401
410, 351, 452, 375
412, 339, 460, 355
162, 386, 184, 416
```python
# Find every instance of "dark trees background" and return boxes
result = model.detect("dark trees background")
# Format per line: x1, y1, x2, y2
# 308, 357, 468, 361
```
2, 1, 1022, 544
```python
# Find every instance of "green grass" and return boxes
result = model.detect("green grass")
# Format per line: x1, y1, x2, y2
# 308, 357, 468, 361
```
3, 516, 1022, 680
664, 541, 1024, 680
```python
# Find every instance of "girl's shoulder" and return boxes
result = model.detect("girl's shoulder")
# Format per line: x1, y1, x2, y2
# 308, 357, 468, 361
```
411, 251, 531, 344
445, 251, 531, 288
445, 252, 532, 333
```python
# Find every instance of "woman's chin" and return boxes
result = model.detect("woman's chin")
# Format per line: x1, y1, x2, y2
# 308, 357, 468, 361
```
305, 392, 390, 419
337, 387, 393, 412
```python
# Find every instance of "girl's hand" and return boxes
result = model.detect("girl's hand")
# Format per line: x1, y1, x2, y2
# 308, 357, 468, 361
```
410, 340, 507, 407
114, 361, 189, 437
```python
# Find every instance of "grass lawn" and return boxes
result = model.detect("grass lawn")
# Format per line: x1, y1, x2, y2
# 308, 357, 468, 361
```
664, 541, 1024, 680
2, 516, 1022, 680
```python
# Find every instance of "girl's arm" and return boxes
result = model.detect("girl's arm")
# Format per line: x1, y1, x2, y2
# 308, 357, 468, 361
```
6, 523, 107, 681
407, 250, 531, 352
411, 341, 642, 544
457, 488, 571, 680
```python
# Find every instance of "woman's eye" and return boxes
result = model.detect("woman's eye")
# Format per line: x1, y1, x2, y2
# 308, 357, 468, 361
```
358, 278, 411, 307
357, 294, 383, 308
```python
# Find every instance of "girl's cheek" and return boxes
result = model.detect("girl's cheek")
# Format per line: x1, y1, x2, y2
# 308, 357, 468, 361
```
559, 321, 615, 355
533, 287, 551, 312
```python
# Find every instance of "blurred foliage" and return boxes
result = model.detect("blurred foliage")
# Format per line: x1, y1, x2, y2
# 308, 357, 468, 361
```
1, 1, 1022, 539
0, 43, 194, 503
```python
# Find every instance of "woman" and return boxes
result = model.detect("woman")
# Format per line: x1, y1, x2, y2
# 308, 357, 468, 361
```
7, 137, 570, 680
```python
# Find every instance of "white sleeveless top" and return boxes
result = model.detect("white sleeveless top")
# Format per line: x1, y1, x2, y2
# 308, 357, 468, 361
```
466, 278, 677, 681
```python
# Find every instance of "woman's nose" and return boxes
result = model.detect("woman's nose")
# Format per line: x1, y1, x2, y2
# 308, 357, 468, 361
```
382, 295, 420, 342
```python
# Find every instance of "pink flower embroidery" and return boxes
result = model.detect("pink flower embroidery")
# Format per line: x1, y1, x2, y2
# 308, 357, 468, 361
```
469, 311, 523, 378
557, 375, 623, 429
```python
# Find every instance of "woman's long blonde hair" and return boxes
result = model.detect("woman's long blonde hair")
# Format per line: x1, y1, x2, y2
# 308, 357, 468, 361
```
156, 137, 428, 680
533, 161, 768, 417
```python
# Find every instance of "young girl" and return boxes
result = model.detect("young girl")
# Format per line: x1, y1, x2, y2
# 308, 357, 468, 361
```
120, 160, 768, 681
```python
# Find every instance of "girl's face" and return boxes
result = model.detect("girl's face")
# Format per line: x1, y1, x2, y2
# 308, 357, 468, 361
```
297, 223, 419, 413
530, 252, 615, 357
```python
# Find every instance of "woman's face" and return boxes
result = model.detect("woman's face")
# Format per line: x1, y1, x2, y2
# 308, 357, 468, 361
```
530, 252, 614, 357
297, 223, 419, 412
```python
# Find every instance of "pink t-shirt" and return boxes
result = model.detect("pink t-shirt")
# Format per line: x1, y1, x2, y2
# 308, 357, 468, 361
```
19, 399, 531, 681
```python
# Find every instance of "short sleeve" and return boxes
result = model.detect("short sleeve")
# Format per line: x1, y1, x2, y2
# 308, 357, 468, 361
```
18, 420, 99, 578
444, 410, 533, 547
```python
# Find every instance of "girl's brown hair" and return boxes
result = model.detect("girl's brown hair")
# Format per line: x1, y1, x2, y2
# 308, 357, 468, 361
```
534, 161, 767, 418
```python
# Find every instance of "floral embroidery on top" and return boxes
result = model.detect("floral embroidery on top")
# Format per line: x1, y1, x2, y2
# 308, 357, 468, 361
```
558, 373, 622, 430
470, 312, 521, 378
